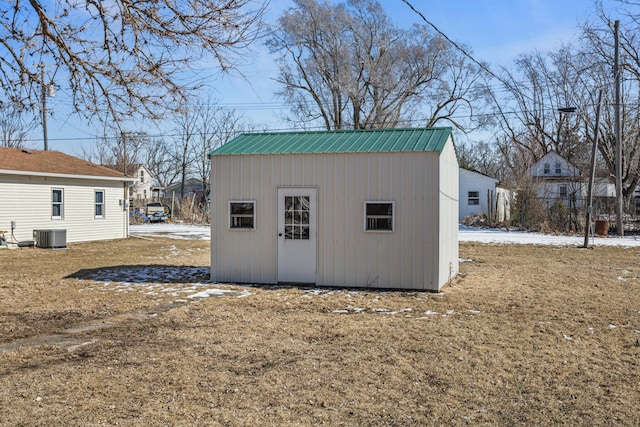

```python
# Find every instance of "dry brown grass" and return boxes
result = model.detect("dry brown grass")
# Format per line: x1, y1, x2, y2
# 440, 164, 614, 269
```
1, 238, 639, 426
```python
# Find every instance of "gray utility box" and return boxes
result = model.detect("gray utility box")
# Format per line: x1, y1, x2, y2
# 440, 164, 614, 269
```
33, 229, 67, 249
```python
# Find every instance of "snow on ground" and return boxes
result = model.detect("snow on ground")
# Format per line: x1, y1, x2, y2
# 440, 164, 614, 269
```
458, 224, 640, 247
132, 223, 640, 247
119, 223, 640, 311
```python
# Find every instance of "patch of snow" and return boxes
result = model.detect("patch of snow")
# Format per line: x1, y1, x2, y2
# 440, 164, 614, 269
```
459, 224, 640, 247
188, 289, 252, 299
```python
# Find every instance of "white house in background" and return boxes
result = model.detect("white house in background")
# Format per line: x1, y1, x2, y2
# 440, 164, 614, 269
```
209, 128, 459, 292
0, 148, 134, 246
105, 163, 162, 208
531, 151, 584, 207
459, 168, 512, 222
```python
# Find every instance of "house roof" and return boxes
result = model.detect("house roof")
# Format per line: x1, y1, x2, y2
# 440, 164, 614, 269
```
0, 147, 133, 181
210, 127, 452, 156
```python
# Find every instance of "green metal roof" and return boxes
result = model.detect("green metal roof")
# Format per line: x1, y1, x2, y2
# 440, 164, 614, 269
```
210, 127, 452, 156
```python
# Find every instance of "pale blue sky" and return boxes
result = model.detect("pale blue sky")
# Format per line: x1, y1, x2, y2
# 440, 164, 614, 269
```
40, 0, 623, 155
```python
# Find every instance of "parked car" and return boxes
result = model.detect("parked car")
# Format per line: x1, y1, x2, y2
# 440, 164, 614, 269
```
145, 202, 171, 222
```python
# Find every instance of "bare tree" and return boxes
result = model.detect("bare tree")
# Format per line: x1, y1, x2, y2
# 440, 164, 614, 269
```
189, 98, 245, 192
0, 0, 266, 131
580, 7, 640, 209
267, 0, 488, 130
0, 103, 34, 147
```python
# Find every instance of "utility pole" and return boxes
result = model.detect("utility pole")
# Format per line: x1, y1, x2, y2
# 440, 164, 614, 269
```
40, 63, 48, 151
583, 90, 603, 248
614, 20, 624, 237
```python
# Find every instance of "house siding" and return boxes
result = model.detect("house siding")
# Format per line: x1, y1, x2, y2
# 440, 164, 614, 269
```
211, 145, 458, 291
0, 174, 128, 243
459, 168, 498, 221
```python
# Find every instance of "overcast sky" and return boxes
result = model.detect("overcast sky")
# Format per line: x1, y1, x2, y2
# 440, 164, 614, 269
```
39, 0, 623, 156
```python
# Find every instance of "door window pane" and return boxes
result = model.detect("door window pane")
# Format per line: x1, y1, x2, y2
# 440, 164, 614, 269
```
284, 196, 310, 240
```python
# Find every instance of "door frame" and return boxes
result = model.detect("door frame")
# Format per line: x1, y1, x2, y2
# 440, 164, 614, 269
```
277, 187, 318, 284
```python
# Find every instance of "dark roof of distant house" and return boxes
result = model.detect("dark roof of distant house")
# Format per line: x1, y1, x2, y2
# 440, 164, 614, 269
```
210, 128, 453, 156
0, 147, 132, 181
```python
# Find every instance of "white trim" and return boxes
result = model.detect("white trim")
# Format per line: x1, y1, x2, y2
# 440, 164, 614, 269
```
52, 188, 64, 220
95, 189, 105, 219
0, 169, 136, 182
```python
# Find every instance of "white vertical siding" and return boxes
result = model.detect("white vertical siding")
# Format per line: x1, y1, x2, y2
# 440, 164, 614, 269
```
0, 175, 129, 243
211, 141, 459, 291
438, 140, 460, 287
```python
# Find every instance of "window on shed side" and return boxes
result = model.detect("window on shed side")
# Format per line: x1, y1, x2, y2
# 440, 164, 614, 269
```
95, 190, 105, 218
229, 201, 255, 229
52, 188, 64, 219
365, 201, 394, 231
468, 191, 480, 205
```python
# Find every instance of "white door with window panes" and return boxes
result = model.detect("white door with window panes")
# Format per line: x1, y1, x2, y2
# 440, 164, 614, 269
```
277, 188, 317, 283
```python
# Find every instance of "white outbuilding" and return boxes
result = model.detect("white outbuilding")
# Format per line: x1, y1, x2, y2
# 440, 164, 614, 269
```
209, 128, 459, 291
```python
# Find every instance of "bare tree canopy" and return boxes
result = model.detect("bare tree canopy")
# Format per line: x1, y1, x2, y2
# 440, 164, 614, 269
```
267, 0, 489, 130
0, 0, 266, 128
0, 103, 35, 148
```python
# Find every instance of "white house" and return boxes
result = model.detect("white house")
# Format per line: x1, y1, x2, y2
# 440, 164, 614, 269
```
459, 168, 513, 222
105, 163, 162, 208
209, 128, 459, 292
0, 148, 134, 246
531, 151, 583, 207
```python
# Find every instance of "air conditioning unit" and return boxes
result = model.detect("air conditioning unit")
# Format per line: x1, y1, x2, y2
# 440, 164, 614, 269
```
33, 229, 67, 249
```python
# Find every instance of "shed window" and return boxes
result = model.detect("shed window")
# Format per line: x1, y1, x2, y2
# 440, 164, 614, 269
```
95, 190, 105, 218
52, 188, 64, 219
229, 201, 255, 229
468, 191, 480, 206
365, 201, 394, 231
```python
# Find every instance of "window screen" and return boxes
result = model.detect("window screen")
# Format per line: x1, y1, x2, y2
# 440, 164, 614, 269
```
365, 202, 394, 231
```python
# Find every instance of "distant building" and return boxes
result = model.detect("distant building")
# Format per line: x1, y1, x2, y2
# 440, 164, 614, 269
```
165, 178, 207, 200
459, 168, 513, 222
530, 151, 618, 210
104, 163, 163, 208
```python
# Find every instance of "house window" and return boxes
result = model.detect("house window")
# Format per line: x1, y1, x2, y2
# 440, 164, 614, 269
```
95, 190, 105, 218
365, 201, 394, 231
468, 191, 480, 205
52, 188, 64, 219
543, 163, 550, 174
559, 185, 568, 198
229, 201, 255, 229
555, 162, 562, 174
140, 170, 145, 183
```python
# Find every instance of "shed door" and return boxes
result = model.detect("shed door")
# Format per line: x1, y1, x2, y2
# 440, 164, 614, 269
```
277, 188, 317, 283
